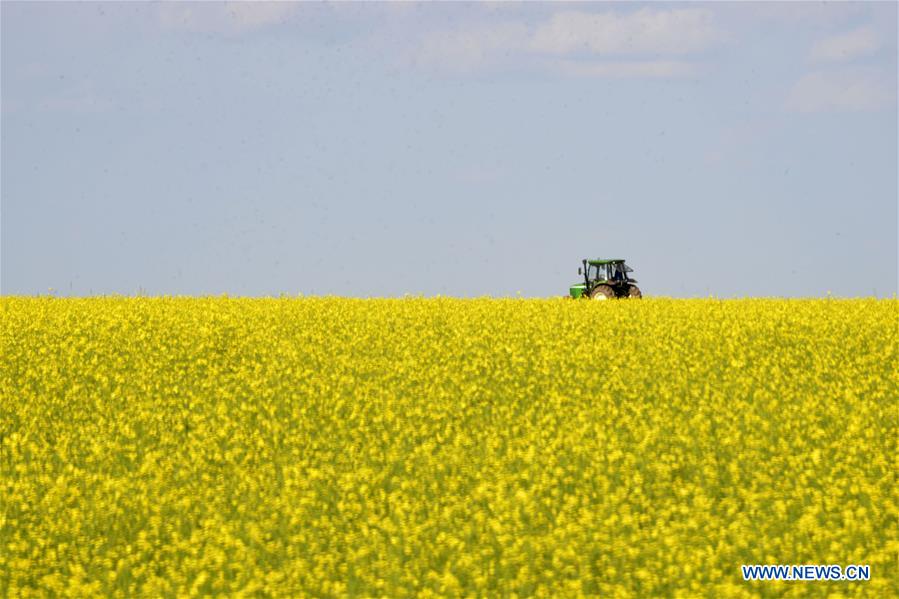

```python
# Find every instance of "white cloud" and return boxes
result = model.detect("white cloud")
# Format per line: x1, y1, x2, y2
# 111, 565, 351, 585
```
413, 8, 724, 77
531, 8, 723, 56
810, 26, 881, 62
157, 1, 297, 35
415, 23, 530, 71
224, 2, 296, 30
786, 67, 895, 113
727, 3, 865, 26
556, 59, 697, 79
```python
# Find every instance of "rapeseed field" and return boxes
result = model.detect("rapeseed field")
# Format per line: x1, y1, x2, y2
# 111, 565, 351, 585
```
1, 297, 896, 597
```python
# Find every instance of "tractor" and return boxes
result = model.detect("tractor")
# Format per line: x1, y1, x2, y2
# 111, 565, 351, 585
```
569, 258, 642, 300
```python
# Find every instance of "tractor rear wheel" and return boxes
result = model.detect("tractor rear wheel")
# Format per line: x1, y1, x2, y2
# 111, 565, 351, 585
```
590, 285, 615, 300
627, 285, 642, 299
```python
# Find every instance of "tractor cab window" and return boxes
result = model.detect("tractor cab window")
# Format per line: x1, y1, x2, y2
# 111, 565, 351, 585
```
588, 264, 607, 281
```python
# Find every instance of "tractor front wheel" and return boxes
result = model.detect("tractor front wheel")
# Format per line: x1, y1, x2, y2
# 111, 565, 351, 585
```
627, 285, 642, 299
590, 285, 615, 300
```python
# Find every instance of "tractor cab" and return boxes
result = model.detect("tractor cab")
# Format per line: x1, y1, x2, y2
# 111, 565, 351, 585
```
569, 258, 642, 300
586, 260, 632, 284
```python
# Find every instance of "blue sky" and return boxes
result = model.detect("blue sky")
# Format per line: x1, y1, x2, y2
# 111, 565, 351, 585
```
2, 2, 896, 297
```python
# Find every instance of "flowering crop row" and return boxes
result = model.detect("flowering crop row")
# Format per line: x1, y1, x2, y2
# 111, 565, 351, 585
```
1, 297, 896, 597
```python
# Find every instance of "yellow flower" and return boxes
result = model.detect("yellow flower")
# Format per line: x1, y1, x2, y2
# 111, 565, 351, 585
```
0, 297, 895, 596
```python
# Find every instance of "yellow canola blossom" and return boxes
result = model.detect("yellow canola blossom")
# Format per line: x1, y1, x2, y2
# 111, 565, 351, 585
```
1, 297, 896, 597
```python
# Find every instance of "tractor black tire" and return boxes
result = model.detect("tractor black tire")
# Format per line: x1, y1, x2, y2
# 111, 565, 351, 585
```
627, 285, 642, 299
590, 285, 615, 300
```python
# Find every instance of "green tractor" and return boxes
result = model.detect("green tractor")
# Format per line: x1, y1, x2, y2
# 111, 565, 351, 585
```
569, 258, 642, 300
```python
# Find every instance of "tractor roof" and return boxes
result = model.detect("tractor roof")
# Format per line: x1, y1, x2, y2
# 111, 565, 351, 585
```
587, 258, 626, 265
